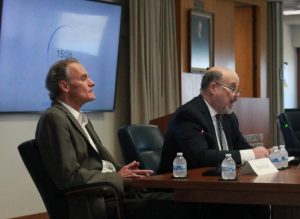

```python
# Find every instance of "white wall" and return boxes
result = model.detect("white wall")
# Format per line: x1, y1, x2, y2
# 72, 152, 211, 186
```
0, 114, 43, 218
283, 22, 297, 108
282, 15, 300, 109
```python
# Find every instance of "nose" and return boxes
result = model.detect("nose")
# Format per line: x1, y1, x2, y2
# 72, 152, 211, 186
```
88, 77, 95, 87
233, 92, 240, 100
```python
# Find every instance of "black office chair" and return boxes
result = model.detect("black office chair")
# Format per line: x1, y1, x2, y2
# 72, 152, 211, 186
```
18, 139, 124, 219
117, 124, 164, 174
277, 109, 300, 156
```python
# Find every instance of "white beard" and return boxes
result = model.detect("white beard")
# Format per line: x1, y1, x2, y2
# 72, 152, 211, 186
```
221, 106, 233, 115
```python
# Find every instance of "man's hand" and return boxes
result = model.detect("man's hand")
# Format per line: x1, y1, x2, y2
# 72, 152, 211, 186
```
252, 146, 270, 159
118, 161, 154, 178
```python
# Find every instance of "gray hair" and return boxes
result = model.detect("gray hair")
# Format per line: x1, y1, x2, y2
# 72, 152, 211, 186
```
200, 69, 223, 91
45, 58, 79, 101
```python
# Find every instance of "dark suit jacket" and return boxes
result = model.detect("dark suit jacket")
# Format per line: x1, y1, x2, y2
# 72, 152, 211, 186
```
35, 102, 122, 219
158, 95, 251, 174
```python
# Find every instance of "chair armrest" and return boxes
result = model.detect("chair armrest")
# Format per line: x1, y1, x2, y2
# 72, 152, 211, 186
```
65, 182, 125, 219
65, 182, 123, 196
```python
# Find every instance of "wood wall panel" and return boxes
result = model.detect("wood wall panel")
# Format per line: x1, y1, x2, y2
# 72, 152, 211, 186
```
205, 0, 236, 69
235, 6, 253, 97
175, 0, 267, 97
233, 98, 270, 147
256, 1, 267, 98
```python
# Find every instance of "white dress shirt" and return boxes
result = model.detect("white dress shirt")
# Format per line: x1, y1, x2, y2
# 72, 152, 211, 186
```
203, 99, 255, 164
58, 101, 116, 172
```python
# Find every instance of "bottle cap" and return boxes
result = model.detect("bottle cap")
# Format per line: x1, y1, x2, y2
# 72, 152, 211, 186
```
177, 152, 183, 156
225, 153, 232, 157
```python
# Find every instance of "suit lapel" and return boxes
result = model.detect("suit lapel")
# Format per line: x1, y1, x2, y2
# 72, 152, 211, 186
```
198, 95, 219, 149
54, 103, 104, 156
85, 121, 117, 165
85, 122, 105, 153
54, 103, 87, 139
53, 102, 118, 166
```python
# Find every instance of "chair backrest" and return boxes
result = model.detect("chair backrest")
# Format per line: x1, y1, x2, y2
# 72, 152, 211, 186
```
117, 124, 164, 174
278, 109, 300, 156
18, 139, 68, 219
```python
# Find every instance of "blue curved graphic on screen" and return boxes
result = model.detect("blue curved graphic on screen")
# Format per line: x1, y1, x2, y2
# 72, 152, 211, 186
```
47, 25, 67, 53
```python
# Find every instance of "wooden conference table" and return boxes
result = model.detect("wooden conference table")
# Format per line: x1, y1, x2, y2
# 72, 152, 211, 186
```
125, 166, 300, 219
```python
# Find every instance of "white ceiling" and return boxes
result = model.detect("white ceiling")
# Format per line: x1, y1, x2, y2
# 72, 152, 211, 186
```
283, 0, 300, 11
283, 0, 300, 24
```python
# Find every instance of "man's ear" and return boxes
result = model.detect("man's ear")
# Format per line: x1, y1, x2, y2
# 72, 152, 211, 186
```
208, 82, 217, 95
58, 80, 69, 93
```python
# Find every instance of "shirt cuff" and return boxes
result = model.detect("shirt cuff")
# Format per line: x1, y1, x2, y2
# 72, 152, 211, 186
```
239, 149, 255, 164
102, 160, 117, 173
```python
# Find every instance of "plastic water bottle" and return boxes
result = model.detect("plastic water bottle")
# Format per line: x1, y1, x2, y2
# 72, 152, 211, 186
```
279, 145, 289, 169
221, 154, 236, 180
269, 146, 282, 169
173, 152, 187, 178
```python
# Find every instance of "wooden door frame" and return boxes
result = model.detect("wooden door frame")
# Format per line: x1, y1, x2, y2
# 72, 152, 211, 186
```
297, 48, 300, 107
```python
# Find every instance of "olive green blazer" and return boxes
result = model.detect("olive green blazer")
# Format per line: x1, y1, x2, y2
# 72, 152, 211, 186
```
35, 102, 122, 219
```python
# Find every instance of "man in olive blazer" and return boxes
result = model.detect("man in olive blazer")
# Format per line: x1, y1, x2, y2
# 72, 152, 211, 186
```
36, 102, 123, 219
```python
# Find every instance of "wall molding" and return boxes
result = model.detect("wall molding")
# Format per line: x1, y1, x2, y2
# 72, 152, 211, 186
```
9, 213, 48, 219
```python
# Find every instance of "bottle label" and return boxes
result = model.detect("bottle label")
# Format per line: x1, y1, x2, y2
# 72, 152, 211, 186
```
173, 164, 186, 171
222, 166, 236, 172
271, 158, 281, 163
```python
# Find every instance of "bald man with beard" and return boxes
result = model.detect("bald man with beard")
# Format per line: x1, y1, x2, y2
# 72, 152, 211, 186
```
158, 67, 270, 219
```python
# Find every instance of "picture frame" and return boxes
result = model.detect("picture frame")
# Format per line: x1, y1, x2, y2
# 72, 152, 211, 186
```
190, 10, 214, 72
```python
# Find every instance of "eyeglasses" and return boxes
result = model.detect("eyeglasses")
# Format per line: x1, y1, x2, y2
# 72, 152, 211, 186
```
215, 82, 241, 95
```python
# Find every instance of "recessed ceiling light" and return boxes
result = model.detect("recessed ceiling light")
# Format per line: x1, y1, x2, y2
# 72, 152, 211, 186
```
283, 10, 300, 15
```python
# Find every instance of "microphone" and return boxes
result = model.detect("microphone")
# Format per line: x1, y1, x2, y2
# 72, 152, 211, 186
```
201, 129, 221, 176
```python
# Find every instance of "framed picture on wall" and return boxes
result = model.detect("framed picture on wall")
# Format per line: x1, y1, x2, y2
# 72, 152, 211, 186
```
190, 10, 214, 72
